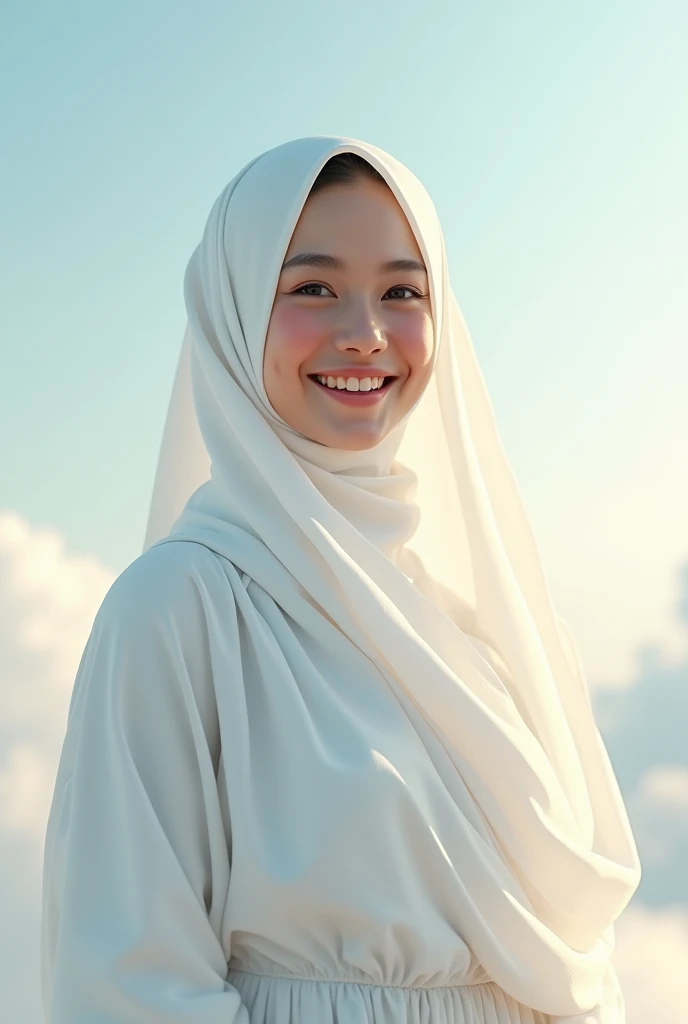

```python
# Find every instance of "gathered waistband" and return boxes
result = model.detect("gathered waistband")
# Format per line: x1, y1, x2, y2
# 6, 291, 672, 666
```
229, 965, 493, 990
227, 967, 551, 1023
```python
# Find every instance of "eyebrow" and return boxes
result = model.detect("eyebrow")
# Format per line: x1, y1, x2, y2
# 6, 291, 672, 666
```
281, 252, 427, 275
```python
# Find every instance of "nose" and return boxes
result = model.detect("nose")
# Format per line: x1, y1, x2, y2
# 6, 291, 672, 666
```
333, 305, 388, 356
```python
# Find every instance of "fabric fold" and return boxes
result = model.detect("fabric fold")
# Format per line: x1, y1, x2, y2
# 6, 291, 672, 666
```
42, 135, 639, 1024
141, 135, 639, 1020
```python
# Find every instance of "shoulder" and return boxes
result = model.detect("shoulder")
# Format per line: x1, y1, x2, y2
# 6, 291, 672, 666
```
84, 541, 243, 688
96, 540, 239, 631
61, 543, 239, 782
69, 542, 242, 737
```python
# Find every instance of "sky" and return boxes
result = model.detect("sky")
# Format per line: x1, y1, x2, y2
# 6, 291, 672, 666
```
1, 2, 687, 1021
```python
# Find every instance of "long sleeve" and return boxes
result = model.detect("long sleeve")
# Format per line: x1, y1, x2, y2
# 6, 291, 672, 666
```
40, 545, 249, 1023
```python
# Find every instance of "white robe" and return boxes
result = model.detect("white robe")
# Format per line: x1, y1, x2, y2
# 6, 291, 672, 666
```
41, 538, 552, 1024
42, 134, 638, 1024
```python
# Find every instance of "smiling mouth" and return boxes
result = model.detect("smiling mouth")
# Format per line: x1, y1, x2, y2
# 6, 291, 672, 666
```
307, 375, 396, 393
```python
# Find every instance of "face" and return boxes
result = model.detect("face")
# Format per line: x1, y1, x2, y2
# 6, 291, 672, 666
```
263, 176, 434, 450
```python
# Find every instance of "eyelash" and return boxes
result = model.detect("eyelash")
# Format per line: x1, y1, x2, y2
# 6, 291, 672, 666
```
293, 283, 427, 300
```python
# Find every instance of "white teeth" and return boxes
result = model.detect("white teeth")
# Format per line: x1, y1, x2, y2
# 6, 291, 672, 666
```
315, 375, 386, 391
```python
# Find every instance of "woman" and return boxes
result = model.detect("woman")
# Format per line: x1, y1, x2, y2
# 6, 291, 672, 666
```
40, 136, 641, 1024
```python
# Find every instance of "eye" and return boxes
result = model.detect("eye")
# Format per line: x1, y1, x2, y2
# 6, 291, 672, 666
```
293, 283, 335, 297
385, 286, 425, 300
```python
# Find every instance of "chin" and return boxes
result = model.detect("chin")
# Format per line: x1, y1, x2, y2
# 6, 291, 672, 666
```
293, 412, 395, 450
317, 430, 389, 451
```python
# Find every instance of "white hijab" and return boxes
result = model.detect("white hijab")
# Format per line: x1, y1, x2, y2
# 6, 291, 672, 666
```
143, 136, 640, 1022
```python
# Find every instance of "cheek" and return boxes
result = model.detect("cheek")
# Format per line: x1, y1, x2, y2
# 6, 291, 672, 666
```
394, 311, 434, 370
265, 305, 323, 380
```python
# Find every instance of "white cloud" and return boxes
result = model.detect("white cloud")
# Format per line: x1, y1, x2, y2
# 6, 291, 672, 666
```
0, 743, 56, 838
0, 511, 117, 1022
0, 510, 115, 846
613, 904, 688, 1024
638, 765, 688, 811
627, 765, 688, 872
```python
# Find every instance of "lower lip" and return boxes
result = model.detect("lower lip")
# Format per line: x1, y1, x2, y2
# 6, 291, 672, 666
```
308, 378, 396, 405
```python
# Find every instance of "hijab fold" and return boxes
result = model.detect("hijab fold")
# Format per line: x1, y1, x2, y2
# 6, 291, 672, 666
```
143, 136, 640, 1022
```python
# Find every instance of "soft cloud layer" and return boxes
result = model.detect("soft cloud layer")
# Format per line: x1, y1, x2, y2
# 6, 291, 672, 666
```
613, 905, 688, 1024
624, 765, 688, 896
593, 630, 688, 909
1, 510, 687, 1022
0, 511, 116, 1022
0, 510, 115, 849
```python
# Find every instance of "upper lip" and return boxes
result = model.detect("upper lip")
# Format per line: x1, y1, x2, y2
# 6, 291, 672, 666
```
308, 367, 397, 379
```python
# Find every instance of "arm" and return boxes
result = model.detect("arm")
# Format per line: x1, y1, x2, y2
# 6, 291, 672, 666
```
40, 550, 249, 1023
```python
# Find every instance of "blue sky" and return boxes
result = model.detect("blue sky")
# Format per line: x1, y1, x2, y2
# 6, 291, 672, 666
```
1, 0, 684, 557
1, 4, 687, 1018
4, 0, 686, 682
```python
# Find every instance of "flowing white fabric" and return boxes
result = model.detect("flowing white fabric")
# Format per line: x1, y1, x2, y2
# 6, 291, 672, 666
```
142, 136, 640, 1018
42, 135, 640, 1024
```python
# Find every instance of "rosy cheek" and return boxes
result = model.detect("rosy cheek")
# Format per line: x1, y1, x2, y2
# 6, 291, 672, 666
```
268, 305, 324, 369
393, 311, 434, 368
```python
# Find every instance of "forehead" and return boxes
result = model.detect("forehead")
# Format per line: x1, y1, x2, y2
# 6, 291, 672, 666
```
284, 179, 423, 260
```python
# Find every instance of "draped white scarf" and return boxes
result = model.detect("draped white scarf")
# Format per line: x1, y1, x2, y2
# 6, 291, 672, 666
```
143, 136, 640, 1022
